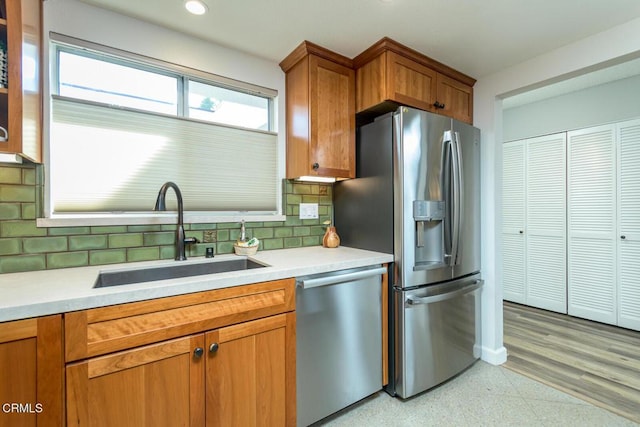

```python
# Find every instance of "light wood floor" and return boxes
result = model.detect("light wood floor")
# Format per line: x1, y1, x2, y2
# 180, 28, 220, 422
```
503, 301, 640, 424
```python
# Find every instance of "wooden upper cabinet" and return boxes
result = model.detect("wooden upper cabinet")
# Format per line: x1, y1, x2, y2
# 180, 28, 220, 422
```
280, 41, 355, 179
0, 315, 64, 427
354, 37, 475, 124
436, 73, 473, 124
357, 50, 437, 113
0, 0, 42, 162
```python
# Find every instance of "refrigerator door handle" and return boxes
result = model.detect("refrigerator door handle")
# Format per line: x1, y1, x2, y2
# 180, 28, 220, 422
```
442, 131, 454, 263
406, 279, 483, 306
452, 131, 465, 265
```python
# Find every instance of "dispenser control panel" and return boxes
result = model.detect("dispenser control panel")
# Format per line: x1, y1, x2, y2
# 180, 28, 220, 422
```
413, 200, 445, 221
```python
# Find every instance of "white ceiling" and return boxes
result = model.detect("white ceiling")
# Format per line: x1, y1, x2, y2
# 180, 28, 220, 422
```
79, 0, 640, 101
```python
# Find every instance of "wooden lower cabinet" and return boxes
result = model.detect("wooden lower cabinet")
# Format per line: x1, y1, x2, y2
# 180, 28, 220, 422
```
66, 335, 205, 427
65, 313, 296, 427
206, 313, 295, 426
0, 315, 64, 427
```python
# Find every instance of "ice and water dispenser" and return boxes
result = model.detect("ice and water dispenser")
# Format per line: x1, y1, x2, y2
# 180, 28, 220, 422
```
413, 200, 446, 269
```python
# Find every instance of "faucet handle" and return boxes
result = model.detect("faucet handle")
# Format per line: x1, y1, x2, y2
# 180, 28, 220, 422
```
184, 237, 199, 244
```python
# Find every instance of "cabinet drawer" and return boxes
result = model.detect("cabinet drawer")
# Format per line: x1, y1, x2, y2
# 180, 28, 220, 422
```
65, 278, 295, 362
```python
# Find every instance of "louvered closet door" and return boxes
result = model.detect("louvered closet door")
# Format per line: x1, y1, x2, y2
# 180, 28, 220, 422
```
502, 141, 526, 303
617, 119, 640, 331
526, 134, 566, 313
568, 125, 617, 325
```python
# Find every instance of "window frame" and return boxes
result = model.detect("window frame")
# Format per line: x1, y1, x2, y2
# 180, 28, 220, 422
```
38, 34, 284, 228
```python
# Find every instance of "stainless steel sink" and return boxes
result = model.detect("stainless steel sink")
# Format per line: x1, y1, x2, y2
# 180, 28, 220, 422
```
94, 258, 266, 288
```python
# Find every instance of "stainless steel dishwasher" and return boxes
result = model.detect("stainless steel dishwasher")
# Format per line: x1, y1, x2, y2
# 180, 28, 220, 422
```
296, 265, 387, 426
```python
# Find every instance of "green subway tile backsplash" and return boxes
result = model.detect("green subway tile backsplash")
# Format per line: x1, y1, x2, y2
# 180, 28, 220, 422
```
22, 237, 68, 254
47, 251, 89, 270
89, 249, 127, 265
0, 203, 21, 220
0, 163, 334, 273
108, 233, 144, 248
0, 238, 21, 255
127, 247, 160, 262
0, 254, 46, 273
69, 235, 108, 251
0, 185, 35, 202
0, 167, 22, 184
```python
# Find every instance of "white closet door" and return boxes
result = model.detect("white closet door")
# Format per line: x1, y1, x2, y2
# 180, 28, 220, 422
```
526, 134, 566, 313
502, 141, 526, 303
568, 125, 617, 325
617, 119, 640, 330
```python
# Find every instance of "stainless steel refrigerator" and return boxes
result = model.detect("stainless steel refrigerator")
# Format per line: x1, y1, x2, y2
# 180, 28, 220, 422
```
335, 106, 483, 399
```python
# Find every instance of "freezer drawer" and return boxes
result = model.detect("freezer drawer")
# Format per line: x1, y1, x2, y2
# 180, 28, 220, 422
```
296, 266, 386, 426
394, 274, 482, 398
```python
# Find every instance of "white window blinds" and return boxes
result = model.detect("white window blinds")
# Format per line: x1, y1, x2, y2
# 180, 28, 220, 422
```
50, 97, 278, 214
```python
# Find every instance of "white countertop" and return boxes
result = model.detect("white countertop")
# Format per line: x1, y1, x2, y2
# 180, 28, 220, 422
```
0, 246, 393, 323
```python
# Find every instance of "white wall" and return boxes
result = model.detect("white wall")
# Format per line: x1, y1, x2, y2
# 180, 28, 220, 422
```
474, 17, 640, 365
503, 74, 640, 141
42, 0, 286, 178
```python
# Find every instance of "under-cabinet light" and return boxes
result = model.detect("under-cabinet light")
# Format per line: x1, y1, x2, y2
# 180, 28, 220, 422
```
295, 176, 337, 183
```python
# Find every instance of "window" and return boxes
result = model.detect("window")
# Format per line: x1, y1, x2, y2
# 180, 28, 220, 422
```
188, 81, 270, 131
58, 51, 179, 115
45, 35, 280, 224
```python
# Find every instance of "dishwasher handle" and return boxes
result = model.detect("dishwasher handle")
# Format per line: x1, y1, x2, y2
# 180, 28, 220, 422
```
297, 266, 387, 289
406, 279, 483, 306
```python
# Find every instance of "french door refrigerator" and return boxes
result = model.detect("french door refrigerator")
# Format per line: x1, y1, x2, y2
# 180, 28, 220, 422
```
335, 106, 483, 399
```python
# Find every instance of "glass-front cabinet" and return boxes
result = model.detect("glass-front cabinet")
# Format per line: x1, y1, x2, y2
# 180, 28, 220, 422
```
0, 0, 41, 163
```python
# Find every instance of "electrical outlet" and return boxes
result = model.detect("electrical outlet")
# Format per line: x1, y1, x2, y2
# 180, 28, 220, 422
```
299, 203, 319, 219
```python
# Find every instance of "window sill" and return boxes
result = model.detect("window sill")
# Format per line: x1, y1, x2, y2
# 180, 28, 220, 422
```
37, 212, 287, 228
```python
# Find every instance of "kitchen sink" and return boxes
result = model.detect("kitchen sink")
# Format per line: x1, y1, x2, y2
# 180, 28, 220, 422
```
94, 258, 266, 288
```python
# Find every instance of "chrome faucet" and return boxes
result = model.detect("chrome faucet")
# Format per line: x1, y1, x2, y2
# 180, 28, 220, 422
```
154, 181, 198, 260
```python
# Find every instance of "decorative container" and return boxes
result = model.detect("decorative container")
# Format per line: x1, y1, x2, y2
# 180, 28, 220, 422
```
322, 226, 340, 248
234, 244, 259, 256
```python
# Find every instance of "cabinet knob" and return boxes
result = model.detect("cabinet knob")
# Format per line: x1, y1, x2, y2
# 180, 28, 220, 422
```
209, 343, 219, 353
519, 230, 524, 234
193, 347, 204, 358
312, 162, 319, 171
433, 101, 446, 109
621, 235, 626, 240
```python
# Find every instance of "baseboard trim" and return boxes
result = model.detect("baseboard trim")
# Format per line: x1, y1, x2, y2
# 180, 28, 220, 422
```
480, 345, 507, 365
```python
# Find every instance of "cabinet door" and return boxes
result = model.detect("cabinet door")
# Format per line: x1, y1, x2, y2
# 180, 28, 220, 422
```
0, 315, 63, 427
567, 125, 617, 324
355, 52, 385, 112
386, 51, 437, 112
502, 141, 526, 304
66, 335, 205, 427
526, 134, 566, 313
617, 119, 640, 330
205, 313, 295, 427
309, 55, 355, 178
1, 0, 42, 162
435, 73, 473, 124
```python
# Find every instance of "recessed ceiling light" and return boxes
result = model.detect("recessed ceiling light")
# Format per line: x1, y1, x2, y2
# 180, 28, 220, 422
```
185, 0, 208, 15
